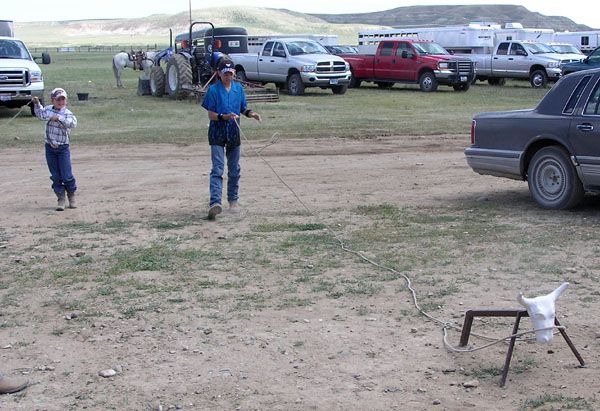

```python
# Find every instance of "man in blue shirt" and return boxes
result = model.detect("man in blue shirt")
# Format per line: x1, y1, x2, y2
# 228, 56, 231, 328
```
201, 58, 261, 220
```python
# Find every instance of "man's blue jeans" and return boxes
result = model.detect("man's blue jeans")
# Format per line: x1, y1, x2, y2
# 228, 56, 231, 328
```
45, 143, 76, 195
209, 144, 240, 206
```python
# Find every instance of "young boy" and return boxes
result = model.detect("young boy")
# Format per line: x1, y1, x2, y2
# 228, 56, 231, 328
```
32, 88, 78, 211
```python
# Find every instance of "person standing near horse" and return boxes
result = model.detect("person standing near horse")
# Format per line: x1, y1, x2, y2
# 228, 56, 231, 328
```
201, 58, 261, 220
31, 87, 78, 211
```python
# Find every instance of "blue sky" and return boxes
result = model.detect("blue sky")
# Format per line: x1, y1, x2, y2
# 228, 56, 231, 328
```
5, 0, 599, 29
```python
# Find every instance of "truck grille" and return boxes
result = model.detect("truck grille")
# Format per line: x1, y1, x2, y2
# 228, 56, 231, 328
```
456, 61, 474, 75
315, 61, 347, 73
0, 69, 28, 86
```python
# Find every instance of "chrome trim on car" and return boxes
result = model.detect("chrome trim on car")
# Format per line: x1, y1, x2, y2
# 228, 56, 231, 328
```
464, 148, 523, 180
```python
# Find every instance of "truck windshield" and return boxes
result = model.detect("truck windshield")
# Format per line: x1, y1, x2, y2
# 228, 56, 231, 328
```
285, 41, 329, 56
549, 44, 582, 54
0, 39, 32, 60
525, 43, 554, 54
412, 42, 449, 55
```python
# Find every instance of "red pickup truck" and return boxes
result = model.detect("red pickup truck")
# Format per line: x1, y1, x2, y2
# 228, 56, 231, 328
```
342, 40, 475, 92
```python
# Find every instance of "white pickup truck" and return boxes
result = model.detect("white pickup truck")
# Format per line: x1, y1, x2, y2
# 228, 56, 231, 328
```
0, 36, 50, 115
463, 41, 565, 88
229, 38, 351, 95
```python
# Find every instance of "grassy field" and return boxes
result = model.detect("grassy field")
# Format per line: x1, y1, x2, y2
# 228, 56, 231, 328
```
2, 52, 547, 147
2, 52, 597, 410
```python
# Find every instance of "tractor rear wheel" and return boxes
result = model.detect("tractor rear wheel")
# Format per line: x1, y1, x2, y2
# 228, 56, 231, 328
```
166, 54, 192, 99
150, 66, 166, 97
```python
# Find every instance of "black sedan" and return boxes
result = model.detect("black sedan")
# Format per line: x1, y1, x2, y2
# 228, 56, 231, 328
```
465, 68, 600, 209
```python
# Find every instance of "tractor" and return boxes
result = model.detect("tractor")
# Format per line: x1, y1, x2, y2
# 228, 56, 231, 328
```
149, 22, 248, 99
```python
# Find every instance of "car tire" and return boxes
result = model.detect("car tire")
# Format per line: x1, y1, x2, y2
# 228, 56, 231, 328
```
419, 72, 438, 92
527, 146, 584, 210
530, 69, 548, 88
453, 83, 470, 92
166, 54, 192, 99
235, 69, 248, 83
149, 65, 166, 97
349, 72, 361, 88
287, 73, 305, 96
331, 85, 347, 95
488, 78, 506, 86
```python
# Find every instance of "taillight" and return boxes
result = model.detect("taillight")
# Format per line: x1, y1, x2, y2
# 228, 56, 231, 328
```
470, 119, 476, 145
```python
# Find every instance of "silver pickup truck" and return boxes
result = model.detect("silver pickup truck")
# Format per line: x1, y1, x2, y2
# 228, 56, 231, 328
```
462, 41, 565, 88
229, 38, 351, 95
0, 36, 51, 115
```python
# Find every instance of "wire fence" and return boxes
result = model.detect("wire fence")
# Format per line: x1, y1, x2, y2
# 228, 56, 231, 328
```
29, 45, 170, 53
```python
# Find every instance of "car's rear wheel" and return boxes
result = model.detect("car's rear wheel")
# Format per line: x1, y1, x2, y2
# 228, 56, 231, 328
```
527, 146, 584, 209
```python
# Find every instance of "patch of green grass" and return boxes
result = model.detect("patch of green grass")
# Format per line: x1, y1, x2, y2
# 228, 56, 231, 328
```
520, 394, 593, 410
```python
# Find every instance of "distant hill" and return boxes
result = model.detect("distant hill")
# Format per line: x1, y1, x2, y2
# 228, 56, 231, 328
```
310, 4, 593, 31
13, 5, 594, 48
14, 7, 387, 47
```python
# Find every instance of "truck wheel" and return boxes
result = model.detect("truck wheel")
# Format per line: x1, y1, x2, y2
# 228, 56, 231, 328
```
287, 73, 305, 96
166, 54, 192, 99
419, 72, 438, 92
488, 78, 506, 86
453, 83, 470, 92
149, 66, 166, 97
331, 85, 347, 95
530, 70, 548, 88
527, 146, 584, 209
235, 69, 248, 83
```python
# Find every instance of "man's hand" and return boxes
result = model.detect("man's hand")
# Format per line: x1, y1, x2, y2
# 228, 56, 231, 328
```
31, 97, 40, 105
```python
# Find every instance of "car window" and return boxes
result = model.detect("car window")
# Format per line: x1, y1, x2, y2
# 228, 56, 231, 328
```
379, 42, 394, 56
583, 79, 600, 115
510, 43, 527, 55
564, 75, 591, 114
395, 42, 411, 56
273, 42, 286, 58
262, 41, 274, 57
496, 43, 509, 55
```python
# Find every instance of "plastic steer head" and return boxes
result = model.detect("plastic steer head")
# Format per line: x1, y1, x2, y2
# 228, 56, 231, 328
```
517, 282, 569, 343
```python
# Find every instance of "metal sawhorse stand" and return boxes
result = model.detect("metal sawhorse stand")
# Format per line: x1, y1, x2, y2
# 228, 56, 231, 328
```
459, 309, 585, 387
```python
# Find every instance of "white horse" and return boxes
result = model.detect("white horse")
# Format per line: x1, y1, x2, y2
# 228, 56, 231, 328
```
112, 51, 156, 88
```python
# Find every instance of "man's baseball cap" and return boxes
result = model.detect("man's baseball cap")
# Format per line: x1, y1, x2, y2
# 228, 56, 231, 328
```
218, 59, 235, 74
51, 88, 68, 99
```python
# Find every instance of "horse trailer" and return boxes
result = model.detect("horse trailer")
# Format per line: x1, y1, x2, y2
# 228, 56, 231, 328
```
555, 31, 600, 54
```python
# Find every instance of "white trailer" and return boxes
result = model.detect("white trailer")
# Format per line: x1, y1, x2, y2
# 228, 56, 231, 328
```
554, 31, 600, 54
357, 22, 555, 55
247, 34, 338, 53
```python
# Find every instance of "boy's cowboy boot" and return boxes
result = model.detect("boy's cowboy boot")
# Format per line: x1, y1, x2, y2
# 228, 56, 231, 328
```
0, 375, 28, 394
56, 191, 66, 211
67, 191, 77, 209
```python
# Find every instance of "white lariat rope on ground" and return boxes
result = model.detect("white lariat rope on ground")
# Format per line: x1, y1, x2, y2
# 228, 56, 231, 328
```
5, 105, 28, 126
234, 119, 566, 352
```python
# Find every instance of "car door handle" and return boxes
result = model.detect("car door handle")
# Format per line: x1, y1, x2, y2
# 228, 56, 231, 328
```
270, 60, 275, 62
259, 58, 263, 61
508, 58, 514, 60
493, 57, 499, 60
577, 123, 594, 132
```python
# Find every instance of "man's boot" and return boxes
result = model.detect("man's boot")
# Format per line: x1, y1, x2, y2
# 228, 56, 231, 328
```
56, 191, 66, 211
67, 191, 77, 209
0, 375, 28, 394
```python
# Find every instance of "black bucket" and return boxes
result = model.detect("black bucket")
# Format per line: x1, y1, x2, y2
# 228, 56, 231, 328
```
77, 93, 89, 101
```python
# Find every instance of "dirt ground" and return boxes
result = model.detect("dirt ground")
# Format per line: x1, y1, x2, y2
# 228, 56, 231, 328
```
0, 135, 598, 410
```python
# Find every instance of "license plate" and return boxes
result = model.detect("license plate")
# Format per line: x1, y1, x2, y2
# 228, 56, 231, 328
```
460, 76, 467, 82
0, 95, 11, 101
329, 78, 339, 85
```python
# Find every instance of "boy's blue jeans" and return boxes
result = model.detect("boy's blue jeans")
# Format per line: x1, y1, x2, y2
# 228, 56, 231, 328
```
209, 144, 240, 206
45, 143, 77, 195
